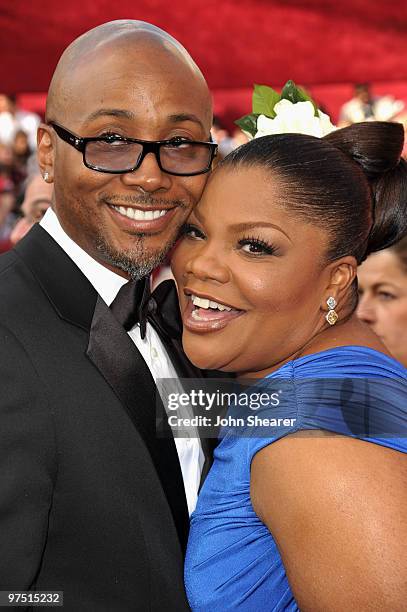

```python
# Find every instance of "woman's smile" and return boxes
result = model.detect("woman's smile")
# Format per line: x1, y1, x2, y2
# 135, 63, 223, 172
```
182, 290, 245, 332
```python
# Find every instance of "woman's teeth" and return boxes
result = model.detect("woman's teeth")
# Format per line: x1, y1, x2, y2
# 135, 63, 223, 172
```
185, 294, 243, 329
191, 294, 233, 312
112, 205, 167, 221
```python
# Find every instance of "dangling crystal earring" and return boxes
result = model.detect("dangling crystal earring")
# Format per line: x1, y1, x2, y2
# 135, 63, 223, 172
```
325, 296, 338, 325
43, 172, 49, 182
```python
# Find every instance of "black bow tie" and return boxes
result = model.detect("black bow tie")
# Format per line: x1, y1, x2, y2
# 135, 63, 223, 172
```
110, 277, 182, 340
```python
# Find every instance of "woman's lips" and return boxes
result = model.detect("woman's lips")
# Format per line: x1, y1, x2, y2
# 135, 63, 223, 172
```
182, 297, 244, 333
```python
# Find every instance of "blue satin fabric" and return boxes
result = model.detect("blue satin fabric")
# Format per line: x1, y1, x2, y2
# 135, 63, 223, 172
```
185, 347, 407, 611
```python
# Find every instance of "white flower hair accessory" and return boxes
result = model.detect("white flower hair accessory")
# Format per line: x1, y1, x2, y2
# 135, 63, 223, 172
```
236, 80, 337, 140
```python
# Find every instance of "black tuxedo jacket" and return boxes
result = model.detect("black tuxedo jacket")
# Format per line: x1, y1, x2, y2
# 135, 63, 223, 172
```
0, 225, 204, 611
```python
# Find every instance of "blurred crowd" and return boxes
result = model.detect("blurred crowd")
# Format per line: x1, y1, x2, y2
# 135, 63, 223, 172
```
0, 93, 53, 253
338, 83, 405, 126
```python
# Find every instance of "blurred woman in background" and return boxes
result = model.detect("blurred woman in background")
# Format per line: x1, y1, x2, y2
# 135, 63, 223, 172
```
357, 235, 407, 367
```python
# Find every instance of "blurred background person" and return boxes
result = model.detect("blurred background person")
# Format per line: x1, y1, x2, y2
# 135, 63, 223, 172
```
339, 83, 404, 127
357, 235, 407, 367
0, 142, 14, 183
0, 93, 40, 150
12, 129, 32, 172
0, 94, 16, 146
0, 176, 17, 252
9, 174, 52, 245
339, 83, 376, 124
211, 116, 249, 160
10, 129, 33, 195
0, 94, 41, 220
211, 115, 234, 158
230, 126, 249, 148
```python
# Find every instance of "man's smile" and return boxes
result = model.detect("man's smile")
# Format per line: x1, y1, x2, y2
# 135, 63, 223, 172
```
106, 202, 179, 233
111, 205, 169, 220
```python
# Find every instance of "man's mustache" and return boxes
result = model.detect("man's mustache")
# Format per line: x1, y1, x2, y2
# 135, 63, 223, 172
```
100, 192, 188, 209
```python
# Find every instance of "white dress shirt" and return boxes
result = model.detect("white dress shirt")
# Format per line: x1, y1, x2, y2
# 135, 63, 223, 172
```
40, 208, 204, 514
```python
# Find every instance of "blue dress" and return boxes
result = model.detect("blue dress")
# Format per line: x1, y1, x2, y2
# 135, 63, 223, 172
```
185, 347, 407, 611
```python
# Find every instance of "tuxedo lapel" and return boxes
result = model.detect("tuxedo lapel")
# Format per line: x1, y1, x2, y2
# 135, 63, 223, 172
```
15, 226, 189, 552
14, 224, 97, 331
86, 296, 189, 552
87, 295, 155, 439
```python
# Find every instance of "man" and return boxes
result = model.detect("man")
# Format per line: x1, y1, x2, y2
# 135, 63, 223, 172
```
0, 93, 41, 150
0, 175, 16, 252
10, 173, 53, 244
338, 83, 404, 127
0, 20, 215, 611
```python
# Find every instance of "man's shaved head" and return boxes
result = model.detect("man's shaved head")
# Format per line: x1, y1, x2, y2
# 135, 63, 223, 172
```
46, 20, 211, 125
38, 19, 214, 279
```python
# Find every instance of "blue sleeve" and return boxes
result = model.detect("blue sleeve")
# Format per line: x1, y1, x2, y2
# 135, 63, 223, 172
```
245, 360, 407, 468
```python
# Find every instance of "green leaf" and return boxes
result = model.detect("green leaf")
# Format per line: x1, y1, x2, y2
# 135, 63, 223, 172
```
235, 113, 260, 138
252, 84, 280, 118
280, 80, 318, 116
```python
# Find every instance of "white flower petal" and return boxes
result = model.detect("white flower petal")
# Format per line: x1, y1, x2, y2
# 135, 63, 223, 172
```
317, 110, 337, 136
254, 100, 337, 139
256, 114, 276, 133
273, 99, 295, 114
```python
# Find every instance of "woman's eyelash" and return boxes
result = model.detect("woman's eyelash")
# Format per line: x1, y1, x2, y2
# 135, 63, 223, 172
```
238, 236, 277, 255
179, 226, 276, 254
181, 223, 205, 239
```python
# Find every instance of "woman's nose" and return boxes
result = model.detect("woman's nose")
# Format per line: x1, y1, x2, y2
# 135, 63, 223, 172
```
184, 248, 230, 284
356, 294, 376, 325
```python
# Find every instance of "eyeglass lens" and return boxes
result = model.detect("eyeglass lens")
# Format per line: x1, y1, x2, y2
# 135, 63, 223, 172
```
85, 140, 212, 173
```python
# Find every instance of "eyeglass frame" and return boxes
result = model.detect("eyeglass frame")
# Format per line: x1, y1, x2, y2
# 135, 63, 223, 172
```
48, 122, 218, 177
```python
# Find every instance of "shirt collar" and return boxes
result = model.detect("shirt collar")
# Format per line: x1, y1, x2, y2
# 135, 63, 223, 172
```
40, 207, 127, 306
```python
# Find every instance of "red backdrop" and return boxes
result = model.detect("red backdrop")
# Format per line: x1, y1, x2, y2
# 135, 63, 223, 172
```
1, 0, 407, 126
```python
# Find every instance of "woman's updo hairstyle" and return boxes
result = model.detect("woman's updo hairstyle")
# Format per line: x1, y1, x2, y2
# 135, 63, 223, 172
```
221, 121, 407, 265
388, 234, 407, 274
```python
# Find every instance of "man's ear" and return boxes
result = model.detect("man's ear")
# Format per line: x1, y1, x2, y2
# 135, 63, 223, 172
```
321, 256, 358, 313
37, 124, 55, 183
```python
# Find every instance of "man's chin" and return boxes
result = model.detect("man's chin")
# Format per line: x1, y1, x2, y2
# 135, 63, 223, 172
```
95, 233, 175, 280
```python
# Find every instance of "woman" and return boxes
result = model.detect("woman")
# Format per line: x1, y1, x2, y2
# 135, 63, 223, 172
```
357, 235, 407, 367
171, 122, 407, 610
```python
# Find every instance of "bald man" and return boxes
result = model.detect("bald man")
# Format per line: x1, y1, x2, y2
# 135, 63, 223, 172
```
0, 20, 216, 610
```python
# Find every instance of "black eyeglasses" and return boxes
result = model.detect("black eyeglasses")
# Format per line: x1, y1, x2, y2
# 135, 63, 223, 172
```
49, 122, 217, 177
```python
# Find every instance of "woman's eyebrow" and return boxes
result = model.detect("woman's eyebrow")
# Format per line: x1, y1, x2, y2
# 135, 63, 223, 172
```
229, 221, 292, 242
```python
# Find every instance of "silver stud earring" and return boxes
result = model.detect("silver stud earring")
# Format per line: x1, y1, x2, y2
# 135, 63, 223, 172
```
325, 296, 338, 326
43, 172, 50, 182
